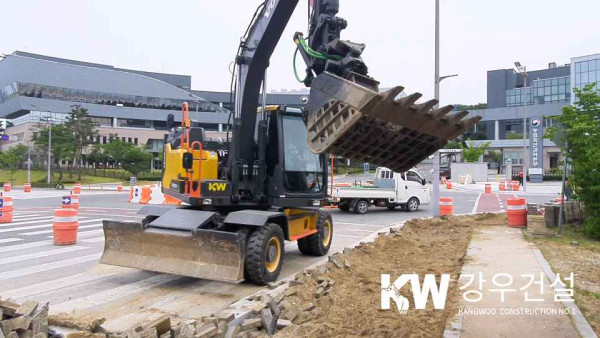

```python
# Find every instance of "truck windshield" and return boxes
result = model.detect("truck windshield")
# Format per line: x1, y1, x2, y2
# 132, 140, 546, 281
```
282, 114, 324, 193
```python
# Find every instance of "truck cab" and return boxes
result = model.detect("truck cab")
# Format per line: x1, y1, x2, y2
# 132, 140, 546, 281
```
333, 167, 431, 214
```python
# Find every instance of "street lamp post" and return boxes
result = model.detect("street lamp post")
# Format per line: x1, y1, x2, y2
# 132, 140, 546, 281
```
432, 0, 458, 217
514, 62, 528, 192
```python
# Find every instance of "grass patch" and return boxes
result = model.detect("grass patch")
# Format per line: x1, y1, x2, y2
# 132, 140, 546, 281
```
0, 170, 123, 187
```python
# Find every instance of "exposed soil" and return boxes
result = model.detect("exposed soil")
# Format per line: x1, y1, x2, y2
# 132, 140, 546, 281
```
276, 214, 505, 338
531, 227, 600, 334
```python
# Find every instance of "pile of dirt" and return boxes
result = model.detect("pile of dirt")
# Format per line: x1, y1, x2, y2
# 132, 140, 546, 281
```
275, 214, 487, 337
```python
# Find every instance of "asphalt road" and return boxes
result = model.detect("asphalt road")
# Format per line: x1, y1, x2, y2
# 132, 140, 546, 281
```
0, 186, 555, 331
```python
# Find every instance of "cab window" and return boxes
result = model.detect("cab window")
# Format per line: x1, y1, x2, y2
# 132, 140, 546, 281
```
406, 171, 423, 184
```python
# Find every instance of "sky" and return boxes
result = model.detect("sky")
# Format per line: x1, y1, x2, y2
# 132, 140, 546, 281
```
2, 0, 600, 106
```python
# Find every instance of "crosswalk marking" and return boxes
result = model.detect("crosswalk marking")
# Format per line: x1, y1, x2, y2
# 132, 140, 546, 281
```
0, 238, 23, 244
0, 246, 89, 265
0, 253, 102, 281
11, 215, 53, 221
0, 219, 99, 234
0, 240, 54, 253
21, 223, 103, 236
0, 217, 92, 228
46, 229, 104, 239
52, 274, 180, 313
81, 237, 105, 243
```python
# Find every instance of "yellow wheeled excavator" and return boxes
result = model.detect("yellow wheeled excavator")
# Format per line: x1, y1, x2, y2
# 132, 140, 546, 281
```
101, 0, 480, 285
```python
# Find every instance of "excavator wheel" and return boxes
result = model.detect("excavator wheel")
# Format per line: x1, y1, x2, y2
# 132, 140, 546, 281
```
298, 210, 333, 256
245, 223, 285, 285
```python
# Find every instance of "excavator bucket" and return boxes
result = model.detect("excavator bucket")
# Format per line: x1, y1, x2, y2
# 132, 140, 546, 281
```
306, 72, 481, 173
101, 208, 245, 282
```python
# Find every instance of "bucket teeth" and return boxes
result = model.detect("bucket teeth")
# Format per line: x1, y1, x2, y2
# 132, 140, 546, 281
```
306, 72, 481, 173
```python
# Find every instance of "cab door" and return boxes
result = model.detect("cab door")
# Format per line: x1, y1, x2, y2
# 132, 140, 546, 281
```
404, 170, 431, 204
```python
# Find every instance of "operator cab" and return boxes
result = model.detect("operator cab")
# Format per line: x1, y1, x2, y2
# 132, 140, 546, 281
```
262, 105, 327, 205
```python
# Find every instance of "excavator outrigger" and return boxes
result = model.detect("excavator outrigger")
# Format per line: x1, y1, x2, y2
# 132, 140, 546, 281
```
101, 0, 480, 284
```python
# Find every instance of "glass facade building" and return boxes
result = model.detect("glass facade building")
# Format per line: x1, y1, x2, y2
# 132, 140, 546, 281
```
505, 76, 570, 107
574, 57, 600, 90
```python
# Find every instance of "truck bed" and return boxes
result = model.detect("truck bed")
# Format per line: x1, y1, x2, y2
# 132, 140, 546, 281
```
332, 186, 396, 200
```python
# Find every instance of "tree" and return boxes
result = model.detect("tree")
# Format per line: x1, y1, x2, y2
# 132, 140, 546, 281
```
121, 147, 152, 176
0, 144, 28, 183
546, 84, 600, 239
87, 143, 107, 168
460, 140, 490, 163
64, 106, 99, 180
103, 137, 134, 169
32, 124, 75, 181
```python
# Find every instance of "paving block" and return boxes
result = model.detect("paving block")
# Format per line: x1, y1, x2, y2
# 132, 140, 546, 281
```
30, 303, 48, 335
1, 316, 31, 333
301, 303, 315, 312
202, 317, 219, 325
223, 324, 240, 338
343, 247, 352, 254
66, 332, 106, 338
315, 287, 325, 299
0, 301, 19, 318
240, 318, 261, 331
266, 300, 280, 318
276, 319, 292, 330
259, 309, 274, 335
283, 308, 299, 322
15, 302, 38, 317
344, 259, 351, 268
139, 327, 157, 338
179, 324, 196, 338
143, 315, 171, 336
195, 323, 217, 338
328, 255, 343, 268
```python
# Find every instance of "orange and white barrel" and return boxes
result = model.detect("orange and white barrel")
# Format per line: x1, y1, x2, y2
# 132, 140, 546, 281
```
73, 183, 82, 195
24, 182, 31, 193
53, 208, 79, 245
499, 181, 506, 191
439, 197, 454, 216
117, 184, 124, 192
3, 182, 11, 192
61, 194, 79, 209
507, 197, 527, 228
512, 181, 520, 191
446, 180, 453, 190
485, 183, 492, 193
0, 197, 13, 223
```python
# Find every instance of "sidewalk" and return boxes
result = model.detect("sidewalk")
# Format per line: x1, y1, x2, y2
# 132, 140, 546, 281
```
451, 182, 561, 195
445, 226, 595, 337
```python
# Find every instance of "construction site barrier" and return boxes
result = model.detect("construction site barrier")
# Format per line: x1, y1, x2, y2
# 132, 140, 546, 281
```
507, 197, 527, 228
139, 185, 152, 204
129, 186, 141, 203
485, 183, 492, 193
0, 197, 13, 223
117, 184, 124, 192
62, 194, 79, 209
499, 181, 506, 191
446, 180, 452, 190
24, 182, 31, 193
148, 185, 165, 204
53, 208, 78, 245
163, 195, 182, 205
3, 182, 10, 192
73, 183, 82, 195
439, 197, 453, 216
507, 180, 519, 191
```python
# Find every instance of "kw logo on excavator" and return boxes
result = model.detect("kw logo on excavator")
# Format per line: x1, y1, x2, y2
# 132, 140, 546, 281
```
208, 183, 227, 192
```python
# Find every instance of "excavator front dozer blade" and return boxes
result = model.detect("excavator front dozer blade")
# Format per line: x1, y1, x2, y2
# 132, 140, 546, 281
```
306, 72, 481, 173
101, 211, 246, 282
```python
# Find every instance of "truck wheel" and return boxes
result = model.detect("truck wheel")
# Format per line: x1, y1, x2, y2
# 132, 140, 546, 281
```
354, 199, 369, 214
245, 223, 285, 285
407, 197, 420, 212
298, 210, 333, 256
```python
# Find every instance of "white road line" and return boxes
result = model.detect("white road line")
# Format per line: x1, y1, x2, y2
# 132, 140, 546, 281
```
334, 222, 385, 228
4, 271, 121, 301
0, 240, 54, 253
0, 217, 85, 228
471, 192, 483, 214
0, 238, 23, 244
52, 274, 180, 313
333, 234, 364, 238
11, 215, 53, 221
0, 253, 102, 281
21, 223, 103, 236
0, 246, 88, 265
81, 237, 105, 243
0, 219, 100, 234
344, 228, 377, 233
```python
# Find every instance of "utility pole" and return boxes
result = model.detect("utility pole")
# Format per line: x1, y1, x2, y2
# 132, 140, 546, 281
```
514, 62, 528, 192
47, 118, 52, 184
432, 0, 458, 217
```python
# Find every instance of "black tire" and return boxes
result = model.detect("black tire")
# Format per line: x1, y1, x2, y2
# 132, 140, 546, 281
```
406, 197, 420, 212
338, 203, 350, 212
298, 210, 333, 256
354, 199, 369, 214
245, 223, 285, 285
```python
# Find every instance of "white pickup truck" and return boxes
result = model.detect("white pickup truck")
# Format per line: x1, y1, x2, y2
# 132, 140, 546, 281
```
331, 167, 431, 214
